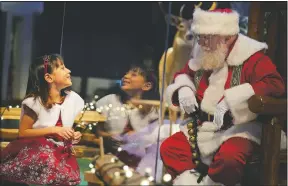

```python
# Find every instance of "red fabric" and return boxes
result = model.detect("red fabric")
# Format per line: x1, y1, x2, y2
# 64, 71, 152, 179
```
208, 137, 256, 185
160, 132, 257, 185
0, 137, 80, 185
241, 52, 285, 97
210, 8, 233, 13
0, 98, 80, 185
160, 132, 196, 179
122, 120, 134, 134
55, 114, 63, 127
52, 112, 65, 141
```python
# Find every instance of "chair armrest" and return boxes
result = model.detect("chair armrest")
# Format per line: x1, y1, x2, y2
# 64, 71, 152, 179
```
248, 95, 286, 185
248, 95, 287, 115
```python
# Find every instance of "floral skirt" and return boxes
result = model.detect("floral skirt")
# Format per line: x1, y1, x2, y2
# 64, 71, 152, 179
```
0, 137, 80, 185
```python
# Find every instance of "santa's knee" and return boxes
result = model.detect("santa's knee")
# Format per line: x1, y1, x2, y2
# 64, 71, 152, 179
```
160, 138, 171, 161
208, 152, 245, 185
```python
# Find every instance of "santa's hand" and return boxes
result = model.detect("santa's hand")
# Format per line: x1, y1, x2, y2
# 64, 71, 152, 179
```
178, 87, 198, 114
213, 99, 229, 128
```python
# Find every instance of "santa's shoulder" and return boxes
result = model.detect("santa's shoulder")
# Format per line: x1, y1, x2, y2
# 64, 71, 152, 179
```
227, 34, 268, 66
243, 51, 273, 69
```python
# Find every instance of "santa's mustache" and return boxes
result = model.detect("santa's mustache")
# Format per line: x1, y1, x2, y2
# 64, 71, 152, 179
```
195, 44, 228, 71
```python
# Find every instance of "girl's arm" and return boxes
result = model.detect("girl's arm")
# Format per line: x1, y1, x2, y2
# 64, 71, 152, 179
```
18, 105, 72, 138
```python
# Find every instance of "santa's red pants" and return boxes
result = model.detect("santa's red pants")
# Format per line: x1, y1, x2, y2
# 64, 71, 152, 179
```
160, 132, 258, 186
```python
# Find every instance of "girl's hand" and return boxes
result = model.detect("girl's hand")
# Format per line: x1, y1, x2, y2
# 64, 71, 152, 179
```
72, 131, 82, 144
55, 127, 74, 140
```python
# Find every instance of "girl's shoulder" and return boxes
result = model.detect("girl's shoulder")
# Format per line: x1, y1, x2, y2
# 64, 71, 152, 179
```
64, 90, 85, 113
65, 90, 84, 103
22, 96, 42, 115
96, 94, 120, 106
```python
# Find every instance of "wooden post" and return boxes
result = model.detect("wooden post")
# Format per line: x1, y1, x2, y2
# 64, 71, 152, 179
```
99, 136, 104, 158
247, 2, 265, 41
265, 11, 280, 62
260, 117, 282, 186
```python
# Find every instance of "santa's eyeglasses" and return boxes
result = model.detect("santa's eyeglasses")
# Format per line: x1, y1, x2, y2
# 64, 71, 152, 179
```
194, 34, 226, 50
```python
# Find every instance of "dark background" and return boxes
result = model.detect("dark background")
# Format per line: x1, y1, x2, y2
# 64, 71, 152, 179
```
33, 2, 231, 79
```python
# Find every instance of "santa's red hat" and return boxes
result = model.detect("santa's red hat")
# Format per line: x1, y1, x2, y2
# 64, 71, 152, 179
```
191, 8, 240, 36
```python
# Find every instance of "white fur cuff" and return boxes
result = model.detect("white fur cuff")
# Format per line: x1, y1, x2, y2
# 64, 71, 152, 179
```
224, 83, 257, 124
166, 74, 196, 107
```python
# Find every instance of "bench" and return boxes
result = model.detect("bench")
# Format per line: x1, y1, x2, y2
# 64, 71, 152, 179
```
0, 107, 106, 158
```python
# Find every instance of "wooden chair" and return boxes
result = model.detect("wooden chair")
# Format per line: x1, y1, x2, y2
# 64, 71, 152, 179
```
242, 95, 287, 186
0, 107, 106, 158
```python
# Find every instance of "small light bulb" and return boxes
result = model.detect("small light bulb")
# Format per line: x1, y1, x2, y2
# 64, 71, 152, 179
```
140, 179, 150, 186
1, 117, 3, 120
93, 123, 97, 126
114, 171, 120, 177
145, 168, 152, 174
110, 158, 115, 163
117, 147, 122, 152
91, 168, 96, 173
16, 105, 19, 108
108, 104, 112, 108
94, 95, 99, 99
123, 165, 129, 171
90, 102, 94, 106
89, 163, 94, 168
125, 170, 133, 178
90, 106, 95, 110
148, 176, 154, 182
163, 173, 172, 182
8, 105, 12, 109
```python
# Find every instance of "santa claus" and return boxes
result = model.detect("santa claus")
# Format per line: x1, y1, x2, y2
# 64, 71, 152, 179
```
160, 7, 285, 186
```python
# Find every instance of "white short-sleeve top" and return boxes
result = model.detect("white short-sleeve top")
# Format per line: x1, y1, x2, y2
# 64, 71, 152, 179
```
96, 94, 159, 134
21, 91, 84, 129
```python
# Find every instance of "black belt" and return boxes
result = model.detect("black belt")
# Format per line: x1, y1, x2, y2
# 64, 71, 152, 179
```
199, 110, 214, 122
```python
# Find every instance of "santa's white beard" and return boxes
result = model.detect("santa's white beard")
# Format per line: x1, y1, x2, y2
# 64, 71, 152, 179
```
195, 44, 228, 71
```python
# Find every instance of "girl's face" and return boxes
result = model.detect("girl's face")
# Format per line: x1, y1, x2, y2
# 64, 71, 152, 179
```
121, 69, 152, 94
45, 58, 72, 90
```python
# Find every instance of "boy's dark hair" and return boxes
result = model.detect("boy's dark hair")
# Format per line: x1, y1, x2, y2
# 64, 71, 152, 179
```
25, 54, 70, 109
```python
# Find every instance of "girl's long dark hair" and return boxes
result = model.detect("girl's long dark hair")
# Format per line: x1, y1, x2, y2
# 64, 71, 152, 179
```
25, 54, 70, 109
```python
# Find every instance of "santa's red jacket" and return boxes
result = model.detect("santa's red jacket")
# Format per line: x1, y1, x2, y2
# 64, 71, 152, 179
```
166, 33, 285, 164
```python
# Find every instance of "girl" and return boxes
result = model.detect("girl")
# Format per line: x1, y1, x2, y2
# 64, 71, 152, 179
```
95, 65, 159, 167
0, 54, 84, 185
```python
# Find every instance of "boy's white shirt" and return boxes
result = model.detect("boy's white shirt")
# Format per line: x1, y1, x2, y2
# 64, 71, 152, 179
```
21, 91, 84, 129
96, 94, 159, 134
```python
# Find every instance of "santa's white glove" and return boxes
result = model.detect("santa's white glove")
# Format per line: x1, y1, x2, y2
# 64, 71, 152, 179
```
213, 99, 229, 128
178, 87, 198, 114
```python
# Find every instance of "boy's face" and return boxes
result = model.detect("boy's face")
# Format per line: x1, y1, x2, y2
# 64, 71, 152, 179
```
121, 69, 151, 93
